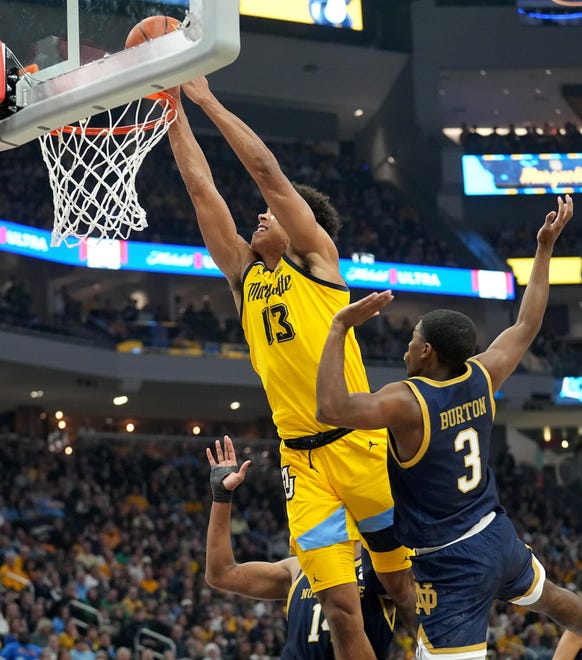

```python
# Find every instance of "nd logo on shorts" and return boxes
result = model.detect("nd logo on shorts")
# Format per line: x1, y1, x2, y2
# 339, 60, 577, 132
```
416, 582, 438, 616
281, 465, 296, 500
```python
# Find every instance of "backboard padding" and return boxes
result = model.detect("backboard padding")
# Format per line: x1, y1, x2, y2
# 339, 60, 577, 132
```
0, 0, 239, 150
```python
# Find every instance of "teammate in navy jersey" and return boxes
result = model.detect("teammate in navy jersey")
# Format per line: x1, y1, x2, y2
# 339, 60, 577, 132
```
205, 435, 395, 659
316, 195, 582, 659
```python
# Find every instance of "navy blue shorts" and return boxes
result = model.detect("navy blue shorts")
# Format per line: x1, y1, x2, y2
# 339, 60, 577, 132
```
412, 510, 545, 657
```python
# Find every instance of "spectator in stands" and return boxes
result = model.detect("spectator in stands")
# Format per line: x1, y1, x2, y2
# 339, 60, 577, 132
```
522, 626, 554, 660
70, 636, 95, 660
0, 552, 30, 593
0, 630, 43, 659
497, 623, 526, 657
30, 618, 53, 648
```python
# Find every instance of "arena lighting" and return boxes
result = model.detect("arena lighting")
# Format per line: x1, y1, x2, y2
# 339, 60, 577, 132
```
126, 422, 135, 432
191, 425, 201, 435
47, 429, 68, 453
230, 401, 241, 410
113, 395, 128, 406
55, 410, 64, 420
543, 426, 552, 442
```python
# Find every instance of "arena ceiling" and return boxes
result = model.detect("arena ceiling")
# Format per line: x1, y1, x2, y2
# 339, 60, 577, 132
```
205, 3, 582, 139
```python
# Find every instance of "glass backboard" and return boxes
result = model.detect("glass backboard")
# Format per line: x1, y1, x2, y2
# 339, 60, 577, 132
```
0, 0, 240, 150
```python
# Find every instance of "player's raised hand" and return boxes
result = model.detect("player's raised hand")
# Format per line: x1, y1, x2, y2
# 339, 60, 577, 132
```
207, 435, 251, 497
333, 290, 394, 330
537, 194, 574, 248
182, 76, 213, 105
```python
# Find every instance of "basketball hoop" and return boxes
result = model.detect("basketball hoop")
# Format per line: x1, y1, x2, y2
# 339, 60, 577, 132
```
38, 91, 177, 247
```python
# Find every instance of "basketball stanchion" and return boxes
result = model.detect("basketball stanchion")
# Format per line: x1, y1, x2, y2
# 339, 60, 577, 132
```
38, 91, 177, 247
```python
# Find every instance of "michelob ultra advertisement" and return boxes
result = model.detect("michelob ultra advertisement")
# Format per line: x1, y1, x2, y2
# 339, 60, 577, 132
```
462, 153, 582, 195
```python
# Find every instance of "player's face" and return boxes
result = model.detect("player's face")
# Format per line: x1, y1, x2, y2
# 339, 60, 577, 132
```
403, 321, 425, 377
251, 208, 290, 255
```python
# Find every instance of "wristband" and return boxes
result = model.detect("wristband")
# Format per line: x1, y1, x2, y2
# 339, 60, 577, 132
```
210, 465, 238, 503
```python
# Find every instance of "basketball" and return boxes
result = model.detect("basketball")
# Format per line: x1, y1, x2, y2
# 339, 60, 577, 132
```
125, 15, 181, 49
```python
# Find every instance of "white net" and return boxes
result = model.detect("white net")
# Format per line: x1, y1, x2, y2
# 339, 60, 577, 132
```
38, 93, 177, 247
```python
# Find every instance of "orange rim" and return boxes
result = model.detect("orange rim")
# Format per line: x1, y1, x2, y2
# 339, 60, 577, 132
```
50, 91, 177, 137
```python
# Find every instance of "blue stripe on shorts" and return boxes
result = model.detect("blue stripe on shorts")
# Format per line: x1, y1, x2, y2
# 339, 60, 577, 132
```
296, 506, 350, 550
358, 507, 394, 533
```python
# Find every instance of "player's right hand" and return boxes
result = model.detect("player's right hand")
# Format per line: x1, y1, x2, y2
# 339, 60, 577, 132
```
206, 435, 251, 491
182, 76, 212, 105
334, 290, 395, 330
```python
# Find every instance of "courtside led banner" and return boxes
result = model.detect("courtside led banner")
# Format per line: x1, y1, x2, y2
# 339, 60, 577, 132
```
0, 218, 514, 299
462, 153, 582, 195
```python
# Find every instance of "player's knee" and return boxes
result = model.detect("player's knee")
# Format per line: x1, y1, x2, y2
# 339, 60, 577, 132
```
317, 588, 362, 629
322, 600, 362, 633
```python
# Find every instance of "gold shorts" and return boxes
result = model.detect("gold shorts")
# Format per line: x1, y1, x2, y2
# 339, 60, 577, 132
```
280, 429, 412, 592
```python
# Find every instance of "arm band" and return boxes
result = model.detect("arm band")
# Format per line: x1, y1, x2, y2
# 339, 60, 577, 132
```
210, 465, 238, 503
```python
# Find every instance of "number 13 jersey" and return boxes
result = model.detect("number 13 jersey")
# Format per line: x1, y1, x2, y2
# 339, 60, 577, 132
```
241, 255, 371, 440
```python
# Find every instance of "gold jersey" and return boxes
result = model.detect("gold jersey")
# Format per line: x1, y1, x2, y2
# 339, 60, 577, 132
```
241, 255, 372, 439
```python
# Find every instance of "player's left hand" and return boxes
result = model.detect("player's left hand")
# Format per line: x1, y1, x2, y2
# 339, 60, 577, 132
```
537, 194, 574, 249
334, 290, 394, 330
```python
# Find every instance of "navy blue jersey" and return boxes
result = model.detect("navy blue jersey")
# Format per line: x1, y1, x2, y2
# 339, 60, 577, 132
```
281, 556, 394, 660
388, 358, 501, 548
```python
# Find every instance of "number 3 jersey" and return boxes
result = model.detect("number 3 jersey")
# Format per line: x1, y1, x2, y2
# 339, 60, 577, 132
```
387, 358, 501, 549
241, 256, 372, 440
281, 556, 394, 660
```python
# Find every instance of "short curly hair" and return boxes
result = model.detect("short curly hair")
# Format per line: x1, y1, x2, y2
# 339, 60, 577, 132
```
419, 309, 477, 372
292, 182, 342, 241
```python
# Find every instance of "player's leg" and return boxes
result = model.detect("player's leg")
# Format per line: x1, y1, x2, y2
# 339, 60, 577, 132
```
374, 564, 417, 637
554, 630, 582, 660
280, 443, 377, 660
411, 536, 493, 659
317, 430, 418, 636
295, 541, 378, 660
528, 581, 582, 634
498, 512, 582, 635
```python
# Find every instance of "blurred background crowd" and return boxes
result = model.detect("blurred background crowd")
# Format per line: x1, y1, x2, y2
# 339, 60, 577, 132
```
1, 133, 581, 378
0, 433, 580, 659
